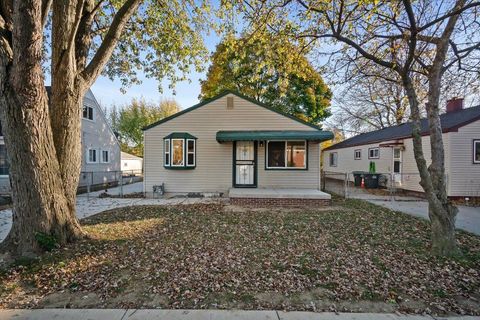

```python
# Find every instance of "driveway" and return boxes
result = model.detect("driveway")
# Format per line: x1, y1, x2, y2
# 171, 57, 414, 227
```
368, 199, 480, 235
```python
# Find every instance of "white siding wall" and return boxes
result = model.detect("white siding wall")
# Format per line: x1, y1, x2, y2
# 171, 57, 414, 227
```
144, 94, 321, 194
79, 92, 121, 187
399, 135, 450, 194
448, 120, 480, 197
323, 142, 393, 180
323, 133, 455, 195
122, 159, 143, 172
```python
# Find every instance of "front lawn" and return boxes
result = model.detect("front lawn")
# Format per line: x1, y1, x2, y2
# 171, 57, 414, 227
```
0, 199, 479, 315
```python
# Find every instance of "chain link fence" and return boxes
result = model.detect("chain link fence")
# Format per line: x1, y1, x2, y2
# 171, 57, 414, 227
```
78, 169, 143, 198
322, 171, 444, 201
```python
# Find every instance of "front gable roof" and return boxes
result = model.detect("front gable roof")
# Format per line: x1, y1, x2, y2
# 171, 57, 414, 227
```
142, 90, 324, 131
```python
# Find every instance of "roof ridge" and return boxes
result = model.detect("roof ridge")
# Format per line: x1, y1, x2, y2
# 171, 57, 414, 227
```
325, 104, 480, 150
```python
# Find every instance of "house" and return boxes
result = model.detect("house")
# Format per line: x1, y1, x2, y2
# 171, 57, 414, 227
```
78, 89, 121, 190
0, 88, 121, 194
322, 98, 480, 200
143, 91, 333, 206
121, 151, 143, 174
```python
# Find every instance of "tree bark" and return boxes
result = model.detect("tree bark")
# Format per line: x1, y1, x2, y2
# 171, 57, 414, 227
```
0, 0, 142, 258
403, 75, 458, 256
0, 0, 82, 257
51, 0, 86, 213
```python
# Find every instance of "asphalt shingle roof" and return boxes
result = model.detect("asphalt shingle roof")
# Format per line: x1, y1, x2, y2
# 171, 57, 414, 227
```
326, 105, 480, 150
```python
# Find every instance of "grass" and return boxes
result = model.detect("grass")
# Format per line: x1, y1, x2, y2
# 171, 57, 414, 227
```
0, 198, 479, 315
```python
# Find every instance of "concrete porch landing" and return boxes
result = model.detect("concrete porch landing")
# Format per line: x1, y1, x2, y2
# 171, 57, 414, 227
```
228, 188, 331, 207
229, 188, 331, 199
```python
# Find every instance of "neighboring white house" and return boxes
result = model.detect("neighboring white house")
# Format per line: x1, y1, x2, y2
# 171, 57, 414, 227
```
121, 151, 143, 174
78, 89, 121, 189
0, 88, 121, 193
322, 98, 480, 200
143, 91, 333, 205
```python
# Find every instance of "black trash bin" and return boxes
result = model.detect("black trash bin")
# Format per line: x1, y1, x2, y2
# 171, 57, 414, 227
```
352, 171, 364, 187
364, 173, 379, 189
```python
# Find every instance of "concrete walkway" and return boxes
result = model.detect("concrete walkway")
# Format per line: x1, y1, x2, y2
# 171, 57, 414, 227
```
368, 200, 480, 236
0, 309, 476, 320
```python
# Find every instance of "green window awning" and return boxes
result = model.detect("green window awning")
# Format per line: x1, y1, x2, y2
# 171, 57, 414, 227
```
216, 130, 333, 142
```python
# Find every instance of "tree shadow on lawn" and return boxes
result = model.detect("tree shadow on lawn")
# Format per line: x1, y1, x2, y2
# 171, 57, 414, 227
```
0, 202, 479, 315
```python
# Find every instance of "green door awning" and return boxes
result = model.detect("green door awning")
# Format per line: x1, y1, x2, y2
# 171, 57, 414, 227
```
216, 130, 334, 142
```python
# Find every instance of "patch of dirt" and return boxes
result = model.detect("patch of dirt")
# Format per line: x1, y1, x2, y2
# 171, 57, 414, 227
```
38, 292, 101, 308
0, 201, 479, 316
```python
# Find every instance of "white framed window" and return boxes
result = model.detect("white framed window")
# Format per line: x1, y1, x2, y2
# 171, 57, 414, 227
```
101, 150, 109, 163
368, 147, 380, 159
186, 139, 196, 166
171, 139, 185, 166
474, 140, 480, 164
163, 133, 196, 169
164, 139, 170, 166
83, 105, 94, 121
87, 149, 97, 163
354, 149, 361, 160
266, 140, 306, 169
329, 152, 338, 167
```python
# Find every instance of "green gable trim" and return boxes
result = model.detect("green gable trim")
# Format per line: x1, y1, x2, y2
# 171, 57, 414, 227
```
142, 90, 323, 131
216, 130, 334, 142
164, 132, 197, 140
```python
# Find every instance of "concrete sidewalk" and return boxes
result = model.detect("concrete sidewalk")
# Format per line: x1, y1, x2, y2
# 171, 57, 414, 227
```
0, 309, 476, 320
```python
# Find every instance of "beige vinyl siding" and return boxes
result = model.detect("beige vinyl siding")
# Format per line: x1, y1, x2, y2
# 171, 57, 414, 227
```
144, 94, 321, 194
448, 120, 480, 197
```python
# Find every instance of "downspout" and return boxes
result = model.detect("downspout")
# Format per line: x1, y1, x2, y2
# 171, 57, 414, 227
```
318, 142, 321, 190
143, 131, 146, 198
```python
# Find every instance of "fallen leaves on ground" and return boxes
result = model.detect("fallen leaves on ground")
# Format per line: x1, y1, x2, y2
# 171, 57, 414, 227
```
0, 199, 479, 316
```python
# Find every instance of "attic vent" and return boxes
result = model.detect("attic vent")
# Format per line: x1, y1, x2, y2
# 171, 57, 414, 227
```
227, 96, 234, 109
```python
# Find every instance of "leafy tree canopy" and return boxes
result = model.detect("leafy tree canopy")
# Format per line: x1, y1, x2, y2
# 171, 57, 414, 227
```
199, 32, 332, 125
109, 98, 180, 156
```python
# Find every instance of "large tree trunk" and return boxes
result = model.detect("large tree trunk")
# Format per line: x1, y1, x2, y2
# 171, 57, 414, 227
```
50, 0, 86, 212
0, 0, 140, 258
403, 76, 458, 256
0, 0, 82, 257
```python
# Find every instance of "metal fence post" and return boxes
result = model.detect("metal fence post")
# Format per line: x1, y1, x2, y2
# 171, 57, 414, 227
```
344, 172, 348, 199
390, 173, 395, 202
120, 172, 123, 197
86, 172, 91, 200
